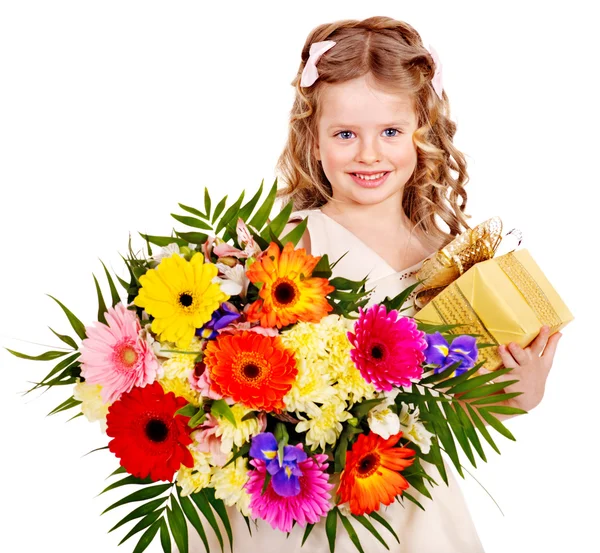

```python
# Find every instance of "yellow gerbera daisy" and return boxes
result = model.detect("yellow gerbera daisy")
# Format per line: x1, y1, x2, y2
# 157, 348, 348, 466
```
245, 242, 335, 328
134, 253, 228, 348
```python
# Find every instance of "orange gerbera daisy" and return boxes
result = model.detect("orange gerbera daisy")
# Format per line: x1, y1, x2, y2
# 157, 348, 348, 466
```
203, 331, 297, 412
245, 242, 335, 328
338, 432, 415, 516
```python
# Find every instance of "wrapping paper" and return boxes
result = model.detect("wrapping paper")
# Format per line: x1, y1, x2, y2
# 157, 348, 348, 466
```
414, 249, 574, 370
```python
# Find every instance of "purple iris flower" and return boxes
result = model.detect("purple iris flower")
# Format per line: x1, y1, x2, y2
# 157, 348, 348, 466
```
196, 302, 240, 340
250, 432, 307, 497
424, 332, 478, 376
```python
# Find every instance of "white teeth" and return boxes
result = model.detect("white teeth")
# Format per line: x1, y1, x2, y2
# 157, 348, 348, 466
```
354, 172, 387, 180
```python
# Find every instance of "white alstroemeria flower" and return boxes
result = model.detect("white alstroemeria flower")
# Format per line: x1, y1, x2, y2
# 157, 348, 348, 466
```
368, 407, 401, 440
150, 243, 183, 265
138, 323, 170, 369
214, 262, 250, 298
398, 403, 434, 454
337, 502, 352, 517
367, 389, 401, 440
236, 218, 262, 259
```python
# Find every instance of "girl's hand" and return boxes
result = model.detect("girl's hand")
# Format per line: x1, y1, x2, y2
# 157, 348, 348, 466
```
493, 325, 563, 413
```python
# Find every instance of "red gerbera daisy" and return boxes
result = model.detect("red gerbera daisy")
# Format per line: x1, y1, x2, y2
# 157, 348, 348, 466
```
203, 331, 297, 412
106, 382, 194, 482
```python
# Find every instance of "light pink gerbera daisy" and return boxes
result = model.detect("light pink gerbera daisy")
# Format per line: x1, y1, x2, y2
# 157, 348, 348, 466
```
79, 303, 159, 404
245, 445, 333, 533
347, 304, 427, 391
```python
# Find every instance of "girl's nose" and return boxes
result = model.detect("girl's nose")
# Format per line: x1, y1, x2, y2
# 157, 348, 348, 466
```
356, 139, 381, 164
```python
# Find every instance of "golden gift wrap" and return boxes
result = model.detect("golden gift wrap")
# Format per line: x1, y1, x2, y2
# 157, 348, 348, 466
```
414, 248, 574, 370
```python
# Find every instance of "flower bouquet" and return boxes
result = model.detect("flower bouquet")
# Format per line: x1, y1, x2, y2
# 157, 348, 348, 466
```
9, 181, 523, 553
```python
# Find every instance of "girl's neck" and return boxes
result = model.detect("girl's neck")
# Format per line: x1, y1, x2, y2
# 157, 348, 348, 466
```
319, 200, 443, 272
320, 200, 416, 239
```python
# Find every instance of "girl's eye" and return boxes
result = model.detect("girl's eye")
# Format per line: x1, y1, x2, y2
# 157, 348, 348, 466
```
335, 128, 402, 140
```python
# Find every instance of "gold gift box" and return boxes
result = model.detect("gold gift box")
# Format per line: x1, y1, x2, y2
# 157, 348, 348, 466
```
414, 249, 574, 370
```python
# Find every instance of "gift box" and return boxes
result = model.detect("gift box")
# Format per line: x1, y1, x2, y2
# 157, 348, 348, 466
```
413, 247, 574, 370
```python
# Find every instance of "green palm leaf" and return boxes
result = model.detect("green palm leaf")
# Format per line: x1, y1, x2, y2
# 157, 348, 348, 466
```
109, 497, 168, 533
167, 495, 188, 553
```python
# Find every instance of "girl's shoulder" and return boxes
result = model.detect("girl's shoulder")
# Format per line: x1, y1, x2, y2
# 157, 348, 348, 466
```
287, 208, 318, 222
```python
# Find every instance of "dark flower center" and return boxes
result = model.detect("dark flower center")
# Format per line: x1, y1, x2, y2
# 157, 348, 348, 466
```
371, 344, 385, 360
274, 282, 296, 305
357, 453, 380, 477
243, 363, 261, 379
145, 419, 169, 442
179, 293, 193, 307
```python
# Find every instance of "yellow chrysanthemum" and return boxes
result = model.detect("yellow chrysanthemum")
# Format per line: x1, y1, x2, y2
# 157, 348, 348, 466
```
279, 317, 330, 359
245, 242, 335, 328
214, 404, 264, 455
211, 457, 252, 516
333, 358, 377, 405
280, 314, 375, 409
295, 396, 353, 451
134, 253, 228, 348
317, 315, 377, 404
158, 337, 202, 406
176, 448, 213, 496
281, 357, 336, 416
73, 380, 110, 432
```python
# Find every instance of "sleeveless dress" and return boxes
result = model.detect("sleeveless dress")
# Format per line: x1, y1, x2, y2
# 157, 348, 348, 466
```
194, 208, 485, 553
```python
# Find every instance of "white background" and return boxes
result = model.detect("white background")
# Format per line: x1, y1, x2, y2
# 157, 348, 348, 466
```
1, 1, 598, 552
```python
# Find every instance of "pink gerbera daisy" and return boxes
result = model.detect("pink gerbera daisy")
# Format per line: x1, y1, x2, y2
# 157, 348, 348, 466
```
347, 304, 427, 391
79, 303, 159, 403
245, 445, 333, 533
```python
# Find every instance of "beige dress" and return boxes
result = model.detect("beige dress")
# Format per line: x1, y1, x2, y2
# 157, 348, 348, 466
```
195, 208, 485, 553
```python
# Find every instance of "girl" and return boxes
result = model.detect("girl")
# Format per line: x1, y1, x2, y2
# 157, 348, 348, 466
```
272, 17, 561, 553
200, 15, 563, 553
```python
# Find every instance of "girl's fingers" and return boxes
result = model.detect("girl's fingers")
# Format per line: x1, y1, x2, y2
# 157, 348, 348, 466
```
498, 344, 519, 369
505, 342, 529, 365
541, 332, 562, 363
529, 326, 550, 356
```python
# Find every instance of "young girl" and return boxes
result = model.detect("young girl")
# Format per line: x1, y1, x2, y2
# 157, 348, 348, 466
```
198, 15, 562, 553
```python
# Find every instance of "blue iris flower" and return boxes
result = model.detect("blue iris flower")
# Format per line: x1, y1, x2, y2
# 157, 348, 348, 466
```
424, 332, 478, 376
195, 302, 240, 340
250, 432, 307, 497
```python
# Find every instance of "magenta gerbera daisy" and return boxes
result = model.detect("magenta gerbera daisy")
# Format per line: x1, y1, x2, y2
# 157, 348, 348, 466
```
245, 444, 333, 533
347, 304, 427, 391
79, 302, 159, 404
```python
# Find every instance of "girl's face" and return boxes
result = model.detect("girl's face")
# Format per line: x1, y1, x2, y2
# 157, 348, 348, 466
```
314, 75, 419, 210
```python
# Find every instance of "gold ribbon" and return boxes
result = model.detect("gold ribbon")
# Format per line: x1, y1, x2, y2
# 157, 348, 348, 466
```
414, 216, 504, 310
427, 281, 504, 369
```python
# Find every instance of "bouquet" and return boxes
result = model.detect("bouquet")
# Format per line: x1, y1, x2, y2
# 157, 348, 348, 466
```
9, 181, 522, 553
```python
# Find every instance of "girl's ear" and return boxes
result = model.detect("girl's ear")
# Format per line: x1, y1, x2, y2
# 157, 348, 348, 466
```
313, 142, 321, 161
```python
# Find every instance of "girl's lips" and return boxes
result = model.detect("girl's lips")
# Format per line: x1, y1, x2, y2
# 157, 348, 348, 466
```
349, 171, 391, 188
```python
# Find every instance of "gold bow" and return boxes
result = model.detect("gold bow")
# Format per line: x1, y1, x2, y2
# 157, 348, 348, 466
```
414, 216, 504, 310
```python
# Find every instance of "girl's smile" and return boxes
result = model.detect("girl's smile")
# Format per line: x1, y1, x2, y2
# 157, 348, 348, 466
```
348, 171, 391, 188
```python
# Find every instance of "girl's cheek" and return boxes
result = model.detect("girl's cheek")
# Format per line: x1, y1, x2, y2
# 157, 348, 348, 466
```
323, 145, 351, 168
390, 140, 417, 166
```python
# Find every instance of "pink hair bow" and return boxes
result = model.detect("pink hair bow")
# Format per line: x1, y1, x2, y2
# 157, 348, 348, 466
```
428, 44, 444, 99
300, 40, 336, 87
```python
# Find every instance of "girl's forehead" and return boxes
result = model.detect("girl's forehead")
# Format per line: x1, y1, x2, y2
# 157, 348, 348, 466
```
318, 77, 416, 126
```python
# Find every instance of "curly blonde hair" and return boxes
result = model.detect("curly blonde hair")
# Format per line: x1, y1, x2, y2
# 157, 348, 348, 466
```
275, 16, 472, 247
